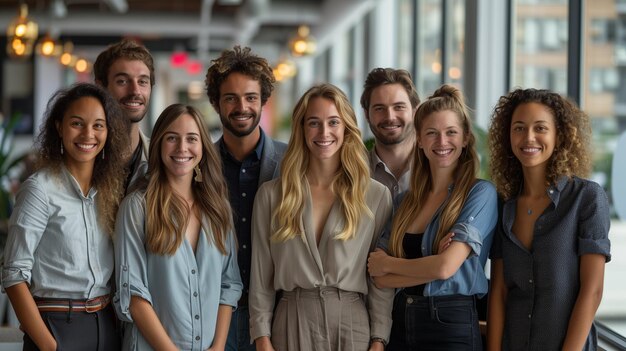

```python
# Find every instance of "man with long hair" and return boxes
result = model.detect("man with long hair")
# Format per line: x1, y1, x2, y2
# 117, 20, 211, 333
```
94, 38, 155, 192
205, 45, 286, 351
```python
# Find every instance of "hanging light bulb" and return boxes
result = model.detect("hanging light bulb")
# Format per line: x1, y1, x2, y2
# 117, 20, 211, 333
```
6, 4, 39, 58
75, 58, 89, 73
37, 33, 61, 57
289, 25, 316, 57
59, 41, 74, 66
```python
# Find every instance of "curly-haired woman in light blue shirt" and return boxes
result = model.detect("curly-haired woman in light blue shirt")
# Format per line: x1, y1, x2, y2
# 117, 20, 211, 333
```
2, 83, 130, 351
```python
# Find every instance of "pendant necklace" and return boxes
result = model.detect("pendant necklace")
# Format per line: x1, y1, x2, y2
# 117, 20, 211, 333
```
527, 208, 533, 215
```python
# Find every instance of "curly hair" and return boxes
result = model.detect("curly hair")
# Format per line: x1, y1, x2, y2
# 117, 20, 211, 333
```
144, 104, 233, 255
488, 88, 591, 200
360, 67, 421, 112
36, 83, 130, 235
389, 84, 479, 257
204, 45, 275, 110
272, 83, 371, 242
93, 39, 155, 87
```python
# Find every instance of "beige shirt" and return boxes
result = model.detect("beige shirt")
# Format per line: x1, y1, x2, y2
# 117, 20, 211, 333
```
368, 148, 411, 200
249, 178, 394, 342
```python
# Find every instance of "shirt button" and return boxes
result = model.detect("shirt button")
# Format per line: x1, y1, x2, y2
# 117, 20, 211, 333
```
528, 314, 532, 318
123, 266, 128, 271
123, 283, 128, 287
406, 297, 414, 304
194, 292, 198, 297
195, 315, 200, 320
549, 189, 554, 194
242, 244, 247, 249
242, 192, 247, 197
529, 279, 533, 284
191, 269, 196, 274
242, 169, 247, 173
196, 336, 200, 341
242, 217, 247, 222
393, 186, 398, 191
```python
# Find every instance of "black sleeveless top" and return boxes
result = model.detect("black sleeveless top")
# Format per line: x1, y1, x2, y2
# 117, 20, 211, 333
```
403, 233, 426, 296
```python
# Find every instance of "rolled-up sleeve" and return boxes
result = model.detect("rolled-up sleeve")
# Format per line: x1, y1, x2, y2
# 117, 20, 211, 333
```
366, 187, 394, 342
249, 183, 276, 340
449, 181, 498, 258
219, 231, 243, 308
2, 178, 49, 290
577, 181, 611, 261
113, 191, 152, 322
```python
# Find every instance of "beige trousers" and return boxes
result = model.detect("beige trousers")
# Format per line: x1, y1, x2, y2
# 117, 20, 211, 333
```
271, 287, 370, 351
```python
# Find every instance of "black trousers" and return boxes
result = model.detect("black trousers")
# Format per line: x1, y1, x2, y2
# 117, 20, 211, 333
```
23, 304, 120, 351
388, 291, 482, 351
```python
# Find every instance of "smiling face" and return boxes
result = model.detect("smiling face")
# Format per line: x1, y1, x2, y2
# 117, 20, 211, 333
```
57, 97, 108, 171
510, 102, 557, 171
418, 110, 467, 171
304, 97, 345, 164
218, 72, 263, 138
104, 59, 151, 124
367, 83, 415, 145
160, 113, 203, 183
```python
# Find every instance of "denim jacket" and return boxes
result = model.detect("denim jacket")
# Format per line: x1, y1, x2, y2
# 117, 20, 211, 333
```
380, 179, 497, 298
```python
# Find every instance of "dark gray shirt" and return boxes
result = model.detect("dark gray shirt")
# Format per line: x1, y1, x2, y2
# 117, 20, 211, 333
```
491, 176, 611, 351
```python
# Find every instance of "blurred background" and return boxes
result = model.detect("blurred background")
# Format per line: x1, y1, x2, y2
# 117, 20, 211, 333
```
0, 0, 626, 348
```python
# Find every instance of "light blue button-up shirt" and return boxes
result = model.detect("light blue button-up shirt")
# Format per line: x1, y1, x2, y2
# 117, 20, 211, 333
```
381, 179, 497, 298
114, 190, 243, 351
2, 166, 113, 299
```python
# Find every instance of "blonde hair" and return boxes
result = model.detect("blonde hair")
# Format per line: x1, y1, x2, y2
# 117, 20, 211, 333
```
272, 84, 371, 242
389, 84, 478, 257
145, 104, 232, 255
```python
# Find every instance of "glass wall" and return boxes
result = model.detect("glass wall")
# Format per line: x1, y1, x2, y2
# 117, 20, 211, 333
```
582, 0, 626, 336
511, 0, 568, 93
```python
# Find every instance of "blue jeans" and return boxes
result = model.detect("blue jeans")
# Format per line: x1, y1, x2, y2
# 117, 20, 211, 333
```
388, 291, 482, 351
226, 306, 256, 351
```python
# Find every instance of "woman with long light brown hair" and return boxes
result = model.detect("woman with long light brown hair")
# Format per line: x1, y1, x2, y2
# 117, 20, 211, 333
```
114, 104, 242, 350
368, 84, 497, 350
249, 84, 394, 351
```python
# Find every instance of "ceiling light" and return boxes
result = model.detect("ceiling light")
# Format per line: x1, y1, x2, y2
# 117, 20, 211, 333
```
6, 4, 38, 58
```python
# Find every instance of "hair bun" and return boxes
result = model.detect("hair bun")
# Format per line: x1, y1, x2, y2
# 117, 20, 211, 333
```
429, 84, 464, 104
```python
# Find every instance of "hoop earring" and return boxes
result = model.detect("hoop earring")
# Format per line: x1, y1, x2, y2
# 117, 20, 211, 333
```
102, 148, 105, 160
194, 165, 203, 182
61, 142, 64, 155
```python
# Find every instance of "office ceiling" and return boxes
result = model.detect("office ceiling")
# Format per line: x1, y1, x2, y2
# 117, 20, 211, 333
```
0, 0, 330, 59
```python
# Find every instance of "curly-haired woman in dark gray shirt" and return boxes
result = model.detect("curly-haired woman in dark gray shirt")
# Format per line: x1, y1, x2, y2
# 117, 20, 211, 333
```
487, 88, 611, 351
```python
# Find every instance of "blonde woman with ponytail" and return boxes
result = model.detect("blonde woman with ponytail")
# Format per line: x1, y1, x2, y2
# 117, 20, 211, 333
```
249, 84, 394, 351
367, 84, 497, 350
114, 104, 242, 351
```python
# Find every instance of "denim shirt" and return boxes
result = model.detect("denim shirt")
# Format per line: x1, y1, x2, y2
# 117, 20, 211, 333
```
382, 179, 497, 298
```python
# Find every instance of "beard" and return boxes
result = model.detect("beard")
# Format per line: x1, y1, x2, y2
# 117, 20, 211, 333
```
119, 95, 148, 124
220, 110, 261, 137
369, 122, 414, 146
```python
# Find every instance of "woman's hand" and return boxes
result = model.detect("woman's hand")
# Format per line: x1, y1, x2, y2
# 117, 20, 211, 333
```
368, 340, 385, 351
255, 336, 275, 351
437, 232, 455, 253
368, 248, 391, 277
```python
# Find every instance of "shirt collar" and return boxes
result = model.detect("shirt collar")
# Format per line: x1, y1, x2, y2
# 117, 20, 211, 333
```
218, 128, 266, 161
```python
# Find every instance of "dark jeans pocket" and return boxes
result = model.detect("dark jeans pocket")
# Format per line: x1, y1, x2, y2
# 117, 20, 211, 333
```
433, 302, 473, 327
44, 312, 97, 351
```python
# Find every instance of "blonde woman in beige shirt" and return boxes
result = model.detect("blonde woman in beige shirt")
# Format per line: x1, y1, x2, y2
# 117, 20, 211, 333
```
249, 84, 394, 351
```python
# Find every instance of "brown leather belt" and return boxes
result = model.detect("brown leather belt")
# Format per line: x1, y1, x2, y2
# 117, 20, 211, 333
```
34, 295, 111, 313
